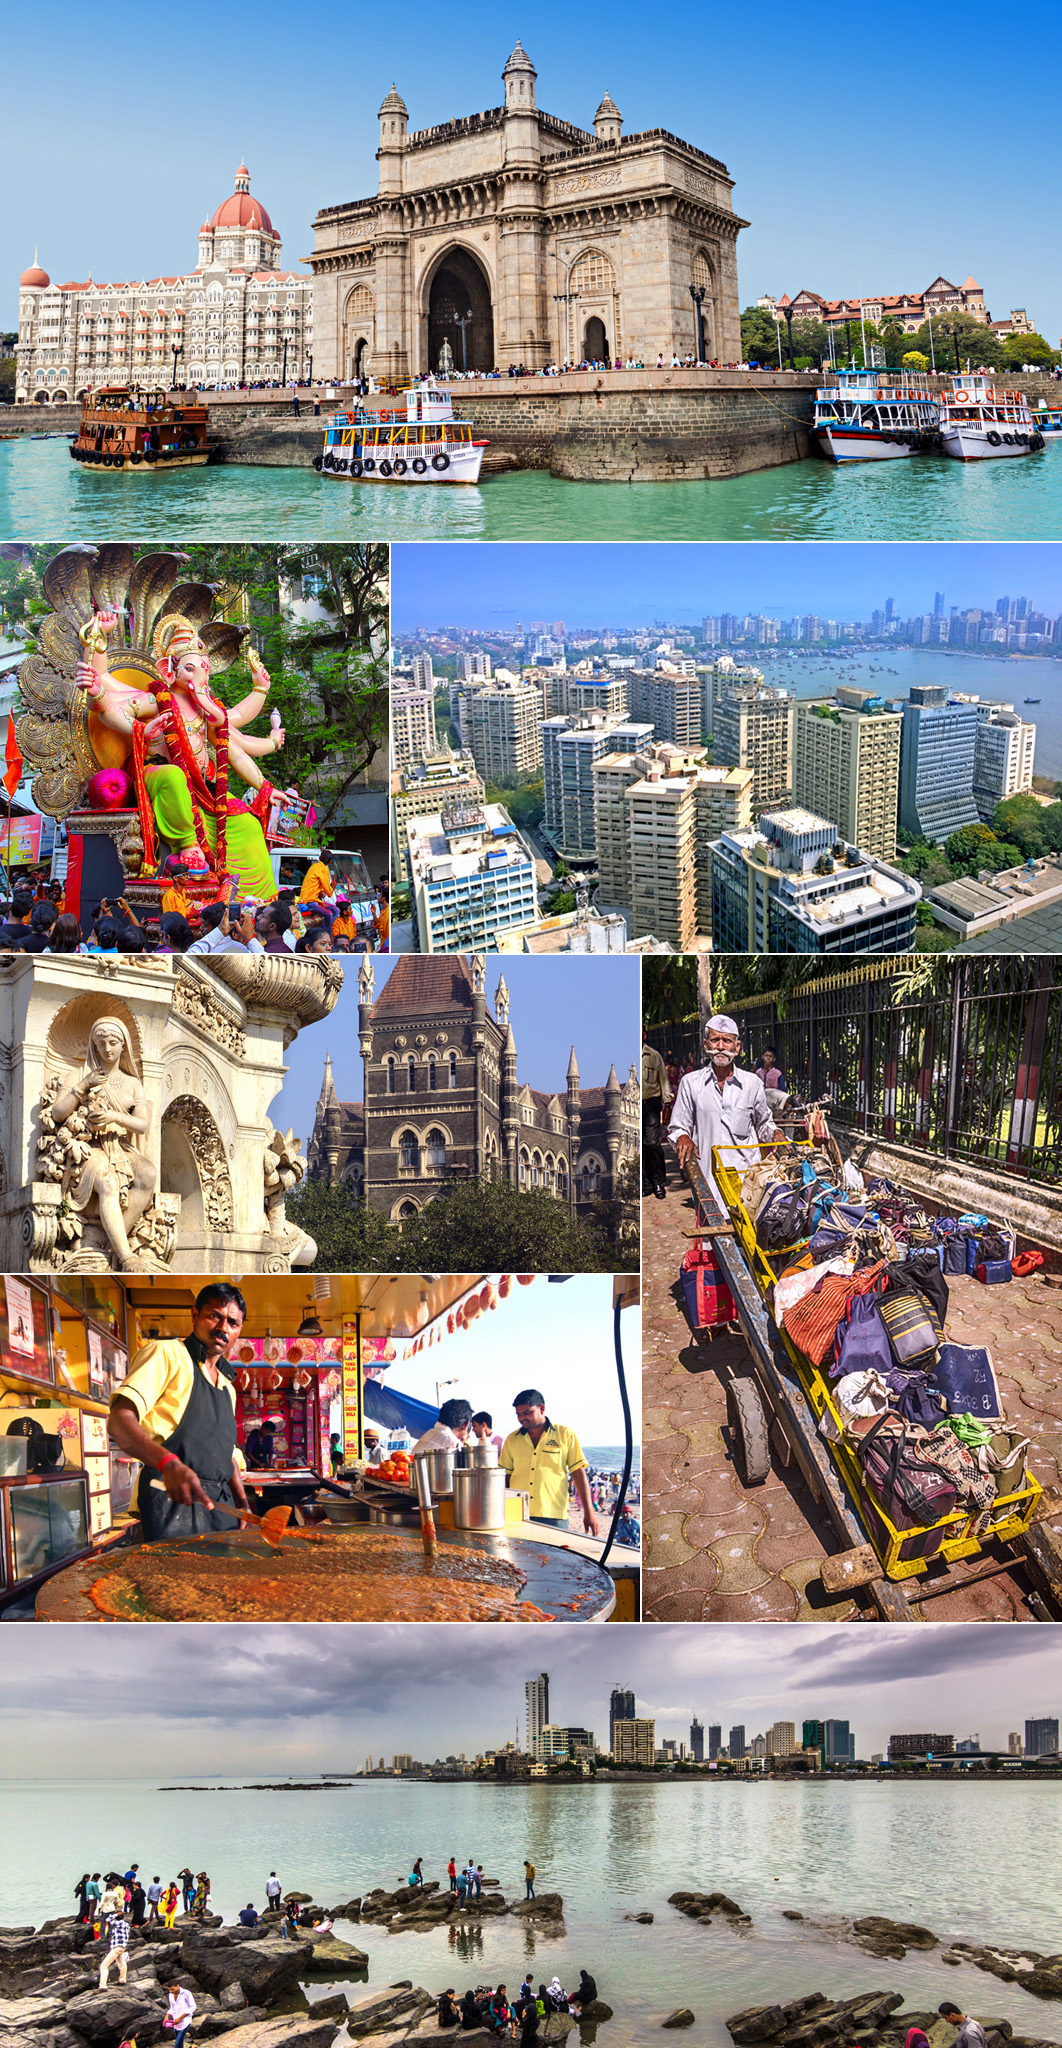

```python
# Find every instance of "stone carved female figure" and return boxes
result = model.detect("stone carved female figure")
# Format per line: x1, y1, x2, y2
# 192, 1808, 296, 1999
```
48, 1017, 157, 1270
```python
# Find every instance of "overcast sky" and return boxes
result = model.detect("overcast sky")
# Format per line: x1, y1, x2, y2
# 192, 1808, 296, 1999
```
2, 1625, 1056, 1771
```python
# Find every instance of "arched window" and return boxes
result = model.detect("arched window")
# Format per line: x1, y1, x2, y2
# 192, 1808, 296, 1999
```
581, 1161, 601, 1199
691, 250, 714, 293
425, 1128, 447, 1170
386, 1057, 396, 1094
428, 1054, 437, 1092
448, 1052, 458, 1089
398, 1130, 420, 1172
557, 1162, 568, 1199
543, 1155, 555, 1191
519, 1148, 530, 1187
398, 1200, 419, 1222
531, 1151, 543, 1186
570, 248, 616, 297
407, 1056, 417, 1092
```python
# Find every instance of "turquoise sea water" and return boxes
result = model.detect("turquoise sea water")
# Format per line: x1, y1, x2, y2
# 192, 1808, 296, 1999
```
5, 1776, 1061, 2048
3, 437, 1062, 542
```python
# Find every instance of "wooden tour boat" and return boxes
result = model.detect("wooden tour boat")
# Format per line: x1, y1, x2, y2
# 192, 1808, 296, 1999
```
69, 385, 216, 471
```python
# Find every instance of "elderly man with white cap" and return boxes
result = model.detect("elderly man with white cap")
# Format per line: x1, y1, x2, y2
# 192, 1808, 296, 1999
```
668, 1014, 778, 1212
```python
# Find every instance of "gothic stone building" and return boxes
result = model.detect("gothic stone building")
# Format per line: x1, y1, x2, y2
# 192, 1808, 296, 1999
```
16, 163, 312, 403
310, 44, 746, 383
306, 954, 639, 1223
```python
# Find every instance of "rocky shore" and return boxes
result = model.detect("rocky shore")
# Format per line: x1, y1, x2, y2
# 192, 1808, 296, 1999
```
725, 1989, 1058, 2048
0, 1888, 584, 2048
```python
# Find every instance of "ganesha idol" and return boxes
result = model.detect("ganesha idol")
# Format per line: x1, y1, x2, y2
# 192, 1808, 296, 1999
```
15, 543, 298, 900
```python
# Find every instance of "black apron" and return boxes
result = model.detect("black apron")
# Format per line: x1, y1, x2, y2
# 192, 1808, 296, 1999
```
137, 1341, 240, 1542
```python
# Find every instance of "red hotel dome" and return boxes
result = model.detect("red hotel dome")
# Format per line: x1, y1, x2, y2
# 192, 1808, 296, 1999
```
20, 255, 50, 288
208, 163, 275, 237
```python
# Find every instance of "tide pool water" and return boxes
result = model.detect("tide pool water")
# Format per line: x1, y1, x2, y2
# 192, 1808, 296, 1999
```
5, 1776, 1061, 2048
3, 438, 1062, 543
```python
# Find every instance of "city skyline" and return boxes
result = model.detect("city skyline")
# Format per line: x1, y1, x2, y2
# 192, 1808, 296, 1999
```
6, 8, 1057, 338
2, 1626, 1058, 1775
391, 545, 1062, 633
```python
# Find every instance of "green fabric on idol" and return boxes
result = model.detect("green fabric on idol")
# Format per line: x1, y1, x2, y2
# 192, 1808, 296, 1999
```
144, 764, 276, 899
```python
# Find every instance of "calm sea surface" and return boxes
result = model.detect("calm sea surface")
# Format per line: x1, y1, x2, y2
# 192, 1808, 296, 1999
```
4, 1777, 1060, 2047
765, 649, 1062, 777
3, 438, 1062, 543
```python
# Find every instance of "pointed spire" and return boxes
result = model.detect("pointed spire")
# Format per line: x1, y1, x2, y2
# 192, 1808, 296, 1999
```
605, 1062, 620, 1096
566, 1046, 580, 1083
495, 972, 510, 1026
317, 1053, 339, 1112
504, 1021, 517, 1057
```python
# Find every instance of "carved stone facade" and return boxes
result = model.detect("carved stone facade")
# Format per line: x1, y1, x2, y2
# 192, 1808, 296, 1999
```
307, 954, 639, 1225
0, 956, 341, 1272
310, 47, 746, 382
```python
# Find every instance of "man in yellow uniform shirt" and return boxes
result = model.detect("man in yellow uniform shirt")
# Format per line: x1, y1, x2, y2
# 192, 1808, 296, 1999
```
107, 1283, 251, 1541
500, 1389, 599, 1535
298, 849, 335, 905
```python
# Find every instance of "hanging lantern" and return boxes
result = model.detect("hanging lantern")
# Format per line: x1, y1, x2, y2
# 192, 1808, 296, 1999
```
498, 1275, 512, 1298
235, 1369, 252, 1392
485, 1284, 498, 1312
517, 1275, 535, 1287
447, 1312, 456, 1336
478, 1284, 492, 1313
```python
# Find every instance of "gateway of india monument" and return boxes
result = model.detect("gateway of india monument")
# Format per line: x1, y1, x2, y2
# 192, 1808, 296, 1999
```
310, 43, 746, 382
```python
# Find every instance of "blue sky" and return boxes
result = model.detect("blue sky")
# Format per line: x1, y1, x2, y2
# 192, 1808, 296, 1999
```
384, 1274, 639, 1445
271, 957, 641, 1147
392, 542, 1062, 631
6, 3, 1059, 335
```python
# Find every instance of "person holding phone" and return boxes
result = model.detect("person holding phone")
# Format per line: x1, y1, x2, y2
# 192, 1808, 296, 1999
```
186, 901, 264, 955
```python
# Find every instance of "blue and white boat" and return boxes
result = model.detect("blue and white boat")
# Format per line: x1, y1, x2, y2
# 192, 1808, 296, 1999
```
813, 368, 939, 463
315, 380, 488, 484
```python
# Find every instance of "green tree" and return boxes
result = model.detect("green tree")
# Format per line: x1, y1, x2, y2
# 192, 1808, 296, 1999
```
485, 772, 544, 833
944, 823, 997, 868
283, 1179, 398, 1272
1003, 331, 1058, 369
902, 351, 929, 372
739, 306, 783, 365
394, 1177, 636, 1274
905, 312, 1006, 372
993, 794, 1049, 857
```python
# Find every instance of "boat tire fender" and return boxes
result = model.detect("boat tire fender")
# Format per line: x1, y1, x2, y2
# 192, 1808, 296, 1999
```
379, 460, 392, 477
432, 452, 450, 471
351, 460, 363, 477
393, 458, 407, 475
312, 455, 323, 471
1002, 433, 1014, 446
363, 458, 376, 472
412, 457, 427, 473
986, 430, 1002, 447
131, 452, 142, 465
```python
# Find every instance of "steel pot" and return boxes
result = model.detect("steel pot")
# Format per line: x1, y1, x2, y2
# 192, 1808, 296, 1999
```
462, 1439, 499, 1469
452, 1466, 508, 1531
416, 1448, 455, 1497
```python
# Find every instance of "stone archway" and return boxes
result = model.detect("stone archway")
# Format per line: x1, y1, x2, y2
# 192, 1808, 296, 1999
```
583, 316, 609, 363
161, 1095, 234, 1243
427, 248, 494, 374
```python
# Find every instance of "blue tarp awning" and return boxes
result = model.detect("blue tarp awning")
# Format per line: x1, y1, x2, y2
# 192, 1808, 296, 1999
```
363, 1379, 438, 1436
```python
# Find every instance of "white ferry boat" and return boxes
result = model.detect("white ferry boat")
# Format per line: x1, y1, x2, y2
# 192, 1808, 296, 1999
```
812, 369, 939, 463
938, 375, 1044, 460
314, 380, 488, 484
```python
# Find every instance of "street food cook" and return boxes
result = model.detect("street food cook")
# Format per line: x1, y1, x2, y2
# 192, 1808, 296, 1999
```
500, 1390, 600, 1535
106, 1283, 251, 1541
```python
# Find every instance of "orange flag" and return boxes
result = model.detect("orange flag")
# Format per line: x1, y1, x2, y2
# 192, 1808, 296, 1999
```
3, 719, 22, 802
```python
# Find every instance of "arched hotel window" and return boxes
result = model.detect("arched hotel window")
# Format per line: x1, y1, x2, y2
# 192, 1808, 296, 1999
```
398, 1130, 420, 1172
425, 1128, 447, 1170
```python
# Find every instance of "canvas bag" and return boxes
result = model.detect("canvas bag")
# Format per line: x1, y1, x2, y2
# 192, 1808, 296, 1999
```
934, 1344, 1003, 1420
774, 1253, 856, 1324
740, 1159, 795, 1225
878, 1290, 942, 1371
680, 1243, 736, 1331
830, 1288, 893, 1381
858, 1416, 959, 1530
821, 1368, 892, 1442
885, 1253, 949, 1327
983, 1426, 1031, 1499
783, 1259, 887, 1369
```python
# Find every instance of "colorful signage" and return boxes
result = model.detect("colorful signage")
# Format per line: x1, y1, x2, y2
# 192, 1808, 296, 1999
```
341, 1315, 363, 1462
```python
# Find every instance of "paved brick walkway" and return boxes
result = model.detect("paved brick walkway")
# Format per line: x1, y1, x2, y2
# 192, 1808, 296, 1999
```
643, 1155, 1062, 1623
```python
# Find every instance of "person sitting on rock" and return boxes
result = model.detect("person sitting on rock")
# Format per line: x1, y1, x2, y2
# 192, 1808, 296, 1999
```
488, 1986, 514, 2038
546, 1977, 566, 2012
939, 2005, 987, 2048
238, 1902, 259, 1927
438, 1988, 461, 2029
459, 1989, 481, 2030
571, 1969, 597, 2014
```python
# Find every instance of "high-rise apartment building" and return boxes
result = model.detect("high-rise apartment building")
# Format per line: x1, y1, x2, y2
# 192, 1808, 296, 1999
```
710, 668, 795, 811
460, 677, 545, 783
457, 651, 492, 681
393, 1753, 413, 1772
973, 706, 1036, 823
592, 746, 752, 945
1025, 1717, 1060, 1758
628, 667, 705, 746
690, 1717, 704, 1763
391, 684, 437, 765
711, 808, 920, 955
823, 1719, 851, 1765
793, 689, 903, 860
898, 685, 983, 843
610, 1687, 636, 1753
406, 803, 539, 952
542, 714, 653, 861
539, 670, 630, 722
729, 1724, 746, 1759
411, 653, 435, 689
526, 1673, 550, 1756
708, 1724, 722, 1761
613, 1718, 655, 1766
767, 1721, 797, 1758
390, 750, 485, 872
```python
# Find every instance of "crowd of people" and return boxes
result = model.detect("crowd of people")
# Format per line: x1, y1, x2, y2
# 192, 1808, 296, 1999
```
0, 856, 389, 958
436, 1969, 599, 2039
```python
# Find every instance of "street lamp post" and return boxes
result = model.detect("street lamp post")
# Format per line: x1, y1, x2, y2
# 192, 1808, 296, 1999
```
281, 337, 289, 388
453, 312, 472, 373
945, 325, 962, 372
307, 352, 313, 391
783, 307, 795, 369
170, 344, 183, 391
688, 282, 707, 364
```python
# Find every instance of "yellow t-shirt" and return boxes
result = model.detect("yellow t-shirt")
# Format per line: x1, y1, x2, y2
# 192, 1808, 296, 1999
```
161, 884, 192, 919
113, 1338, 237, 1443
500, 1422, 586, 1521
331, 912, 357, 941
299, 861, 332, 904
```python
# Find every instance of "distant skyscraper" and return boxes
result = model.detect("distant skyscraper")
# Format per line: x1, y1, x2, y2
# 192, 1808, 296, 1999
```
802, 1719, 825, 1753
884, 598, 897, 622
1025, 1717, 1060, 1758
610, 1687, 636, 1752
823, 1719, 851, 1765
526, 1673, 550, 1757
934, 591, 946, 618
708, 1724, 722, 1761
793, 689, 903, 860
690, 1717, 704, 1763
729, 1723, 746, 1759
